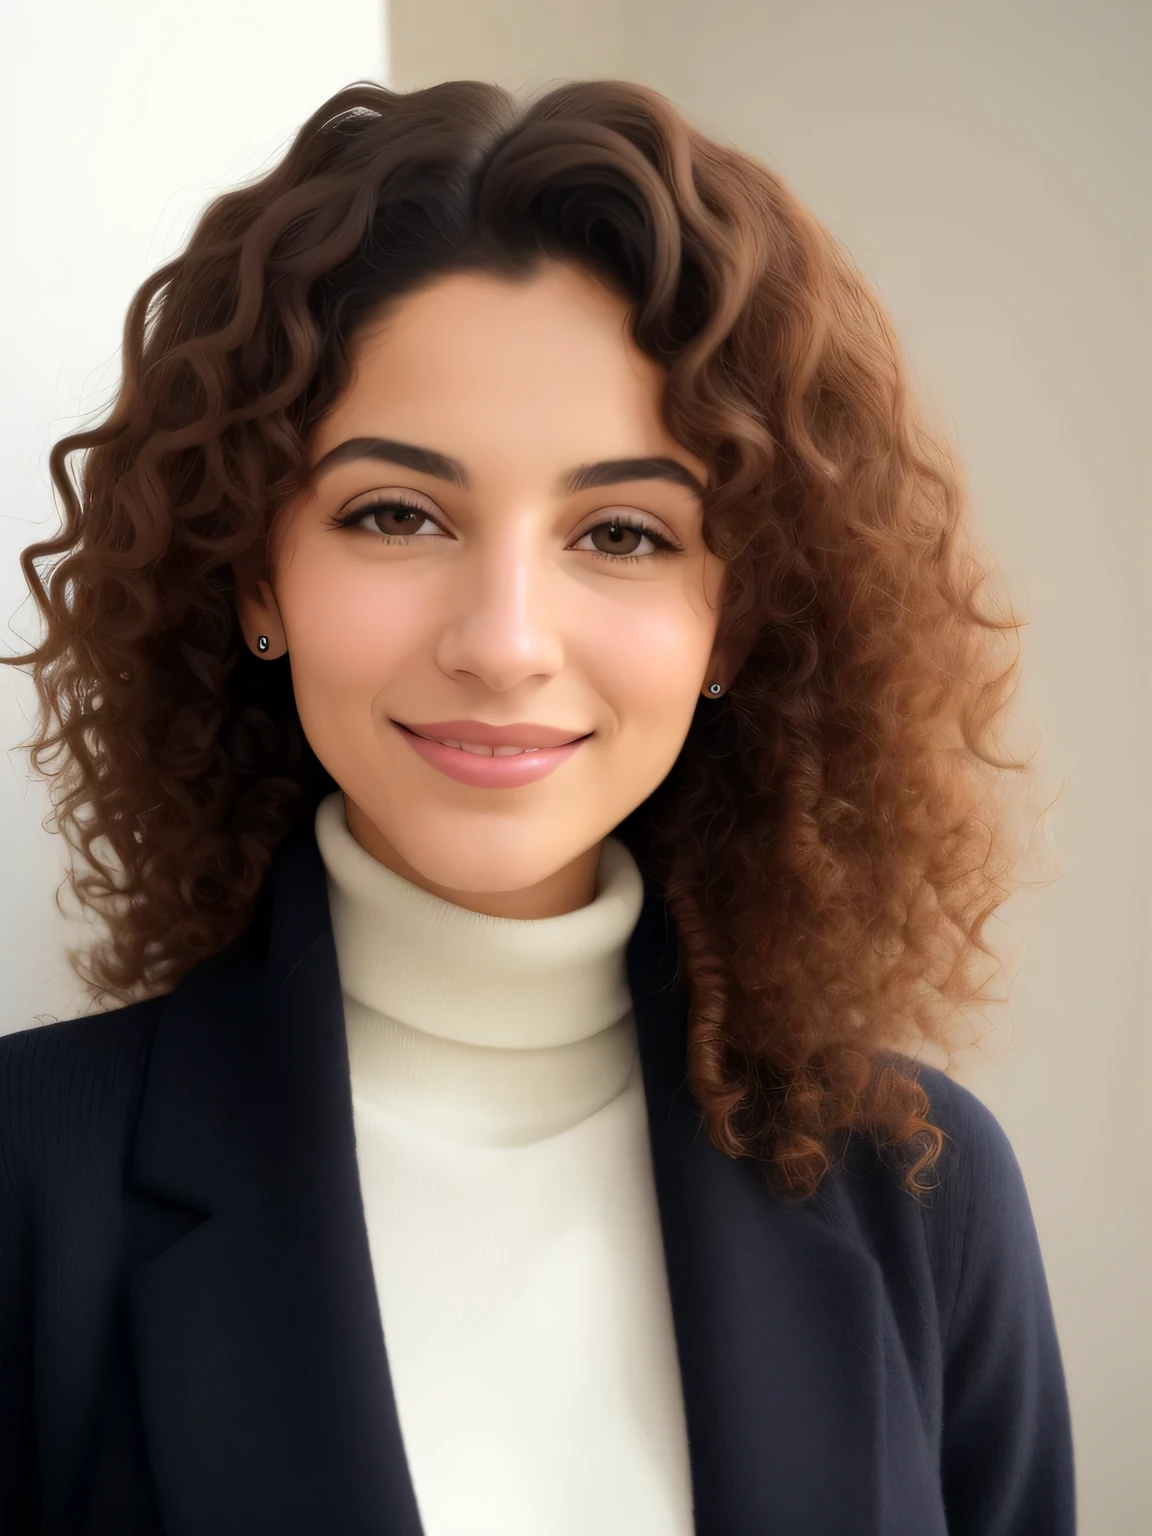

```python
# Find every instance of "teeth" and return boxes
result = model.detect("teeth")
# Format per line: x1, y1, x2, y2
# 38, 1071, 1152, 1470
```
436, 740, 532, 756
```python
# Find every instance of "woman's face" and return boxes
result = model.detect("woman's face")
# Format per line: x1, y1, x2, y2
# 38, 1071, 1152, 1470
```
239, 261, 730, 916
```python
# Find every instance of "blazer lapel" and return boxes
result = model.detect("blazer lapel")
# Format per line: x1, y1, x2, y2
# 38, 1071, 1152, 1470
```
127, 826, 423, 1535
625, 892, 928, 1536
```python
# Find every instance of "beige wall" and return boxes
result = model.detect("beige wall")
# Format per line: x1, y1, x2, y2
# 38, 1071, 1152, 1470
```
390, 3, 1151, 1531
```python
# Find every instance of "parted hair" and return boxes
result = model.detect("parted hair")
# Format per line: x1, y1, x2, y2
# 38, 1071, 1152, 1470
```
4, 77, 1041, 1198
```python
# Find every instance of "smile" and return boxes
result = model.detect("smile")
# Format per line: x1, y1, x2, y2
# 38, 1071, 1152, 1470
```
391, 721, 591, 789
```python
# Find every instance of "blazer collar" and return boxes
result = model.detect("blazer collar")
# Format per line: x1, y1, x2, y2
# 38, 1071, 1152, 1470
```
127, 817, 914, 1535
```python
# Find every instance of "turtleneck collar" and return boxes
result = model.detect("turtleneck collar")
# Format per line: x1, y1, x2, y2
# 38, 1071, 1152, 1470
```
314, 791, 646, 1145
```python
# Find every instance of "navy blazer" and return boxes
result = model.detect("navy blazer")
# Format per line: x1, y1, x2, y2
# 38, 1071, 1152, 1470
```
0, 818, 1075, 1535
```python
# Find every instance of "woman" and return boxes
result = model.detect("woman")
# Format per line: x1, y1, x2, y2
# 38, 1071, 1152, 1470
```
0, 77, 1073, 1535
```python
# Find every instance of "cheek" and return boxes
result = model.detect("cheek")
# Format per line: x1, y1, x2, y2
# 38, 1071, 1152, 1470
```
277, 557, 426, 698
584, 594, 713, 727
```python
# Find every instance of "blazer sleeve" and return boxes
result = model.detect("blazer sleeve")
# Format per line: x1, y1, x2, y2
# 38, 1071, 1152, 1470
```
0, 1029, 40, 1531
920, 1068, 1076, 1536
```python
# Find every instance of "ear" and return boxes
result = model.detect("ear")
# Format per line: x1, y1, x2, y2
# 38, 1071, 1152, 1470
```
703, 611, 757, 698
232, 542, 288, 659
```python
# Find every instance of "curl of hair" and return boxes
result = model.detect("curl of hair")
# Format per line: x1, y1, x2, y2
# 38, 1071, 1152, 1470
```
4, 77, 1044, 1200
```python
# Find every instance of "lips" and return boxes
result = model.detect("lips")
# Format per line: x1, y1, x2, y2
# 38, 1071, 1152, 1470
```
394, 719, 589, 750
391, 719, 591, 789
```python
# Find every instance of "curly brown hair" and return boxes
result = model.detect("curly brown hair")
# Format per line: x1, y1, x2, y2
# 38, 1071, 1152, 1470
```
4, 76, 1041, 1199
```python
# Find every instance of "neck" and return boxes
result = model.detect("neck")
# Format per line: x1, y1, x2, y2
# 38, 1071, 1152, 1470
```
342, 794, 603, 918
315, 789, 647, 1145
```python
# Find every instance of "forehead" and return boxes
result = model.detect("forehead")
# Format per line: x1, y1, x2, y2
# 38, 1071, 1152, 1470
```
353, 261, 639, 372
316, 263, 684, 469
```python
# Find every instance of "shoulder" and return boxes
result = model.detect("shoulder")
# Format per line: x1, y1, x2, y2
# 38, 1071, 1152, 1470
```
0, 998, 167, 1193
912, 1060, 1024, 1186
885, 1058, 1050, 1356
0, 994, 166, 1090
904, 1058, 1033, 1221
834, 1055, 1036, 1249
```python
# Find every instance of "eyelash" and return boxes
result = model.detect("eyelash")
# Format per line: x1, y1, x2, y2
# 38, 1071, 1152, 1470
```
331, 498, 682, 564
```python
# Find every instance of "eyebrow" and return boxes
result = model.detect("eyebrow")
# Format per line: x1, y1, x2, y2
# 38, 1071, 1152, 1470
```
310, 436, 707, 499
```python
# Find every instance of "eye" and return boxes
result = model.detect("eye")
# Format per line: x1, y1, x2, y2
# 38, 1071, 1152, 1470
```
571, 515, 680, 563
336, 496, 445, 540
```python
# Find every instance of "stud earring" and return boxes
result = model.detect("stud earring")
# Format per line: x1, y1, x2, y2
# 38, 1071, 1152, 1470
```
707, 682, 723, 696
257, 635, 269, 654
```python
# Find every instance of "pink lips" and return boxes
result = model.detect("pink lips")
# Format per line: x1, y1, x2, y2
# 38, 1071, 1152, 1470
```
391, 719, 592, 789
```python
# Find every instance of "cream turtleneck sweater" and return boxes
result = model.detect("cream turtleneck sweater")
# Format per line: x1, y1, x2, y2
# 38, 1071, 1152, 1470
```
314, 791, 694, 1536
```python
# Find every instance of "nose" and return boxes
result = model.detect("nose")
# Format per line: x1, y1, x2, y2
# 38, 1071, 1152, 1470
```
433, 532, 567, 693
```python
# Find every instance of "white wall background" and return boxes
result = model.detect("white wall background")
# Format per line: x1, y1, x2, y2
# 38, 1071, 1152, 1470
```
0, 0, 387, 1027
389, 2, 1151, 1532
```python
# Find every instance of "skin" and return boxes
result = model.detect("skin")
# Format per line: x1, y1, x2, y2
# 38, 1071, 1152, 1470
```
234, 260, 740, 919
